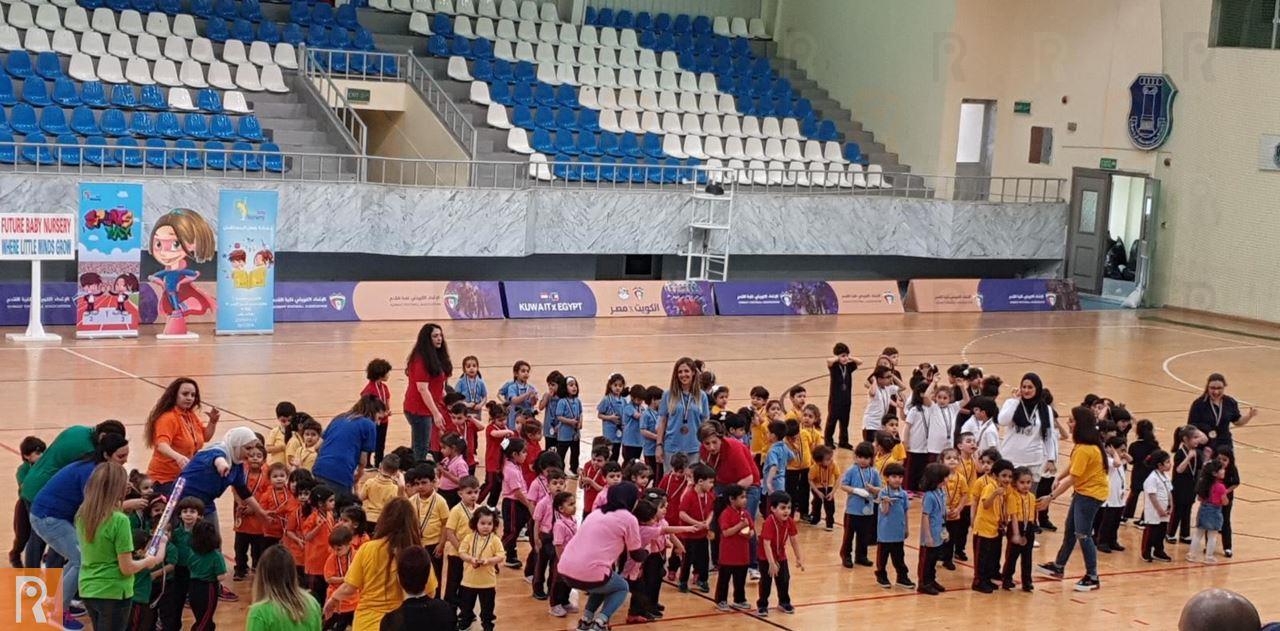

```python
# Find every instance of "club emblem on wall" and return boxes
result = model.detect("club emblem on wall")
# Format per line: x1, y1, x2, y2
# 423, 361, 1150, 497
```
1127, 74, 1177, 150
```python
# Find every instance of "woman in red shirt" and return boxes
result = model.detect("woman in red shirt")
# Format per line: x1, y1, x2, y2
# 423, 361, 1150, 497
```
403, 323, 453, 462
700, 420, 763, 574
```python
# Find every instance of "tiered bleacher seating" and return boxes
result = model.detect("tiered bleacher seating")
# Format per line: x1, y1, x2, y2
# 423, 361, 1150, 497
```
390, 0, 886, 186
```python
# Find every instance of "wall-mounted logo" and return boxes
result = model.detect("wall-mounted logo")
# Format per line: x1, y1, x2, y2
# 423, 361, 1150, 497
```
1128, 74, 1177, 150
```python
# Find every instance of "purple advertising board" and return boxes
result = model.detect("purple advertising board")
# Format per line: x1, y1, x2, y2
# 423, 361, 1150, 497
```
713, 281, 840, 316
273, 282, 360, 322
501, 281, 598, 318
976, 278, 1081, 312
0, 282, 78, 326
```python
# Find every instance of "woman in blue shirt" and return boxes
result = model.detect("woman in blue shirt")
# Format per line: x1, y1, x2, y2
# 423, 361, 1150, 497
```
655, 357, 710, 470
30, 433, 139, 630
176, 427, 270, 533
312, 396, 382, 502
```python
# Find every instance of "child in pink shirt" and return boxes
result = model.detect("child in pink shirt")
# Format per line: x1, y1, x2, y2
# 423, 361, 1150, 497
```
548, 492, 579, 617
437, 433, 471, 507
500, 439, 533, 568
530, 468, 567, 599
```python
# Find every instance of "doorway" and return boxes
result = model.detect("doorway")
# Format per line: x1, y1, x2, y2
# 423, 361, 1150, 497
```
1066, 168, 1160, 303
954, 99, 996, 200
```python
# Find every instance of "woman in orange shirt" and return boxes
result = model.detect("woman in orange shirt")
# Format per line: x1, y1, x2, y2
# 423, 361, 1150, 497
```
145, 377, 220, 495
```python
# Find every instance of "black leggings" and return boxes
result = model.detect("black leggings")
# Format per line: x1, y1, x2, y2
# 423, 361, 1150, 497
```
1000, 527, 1034, 587
972, 535, 1002, 587
825, 398, 852, 446
944, 508, 971, 561
501, 499, 531, 562
481, 471, 502, 507
189, 579, 219, 631
1222, 491, 1235, 550
622, 445, 643, 464
714, 564, 748, 604
1168, 489, 1195, 540
556, 439, 580, 475
679, 538, 709, 585
839, 514, 875, 562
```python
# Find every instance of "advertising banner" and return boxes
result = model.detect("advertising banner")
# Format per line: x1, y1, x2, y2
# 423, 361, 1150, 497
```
827, 281, 905, 314
587, 281, 715, 317
352, 281, 504, 320
0, 214, 75, 261
713, 281, 904, 316
216, 190, 278, 334
976, 278, 1082, 312
903, 279, 983, 313
274, 282, 358, 323
502, 281, 598, 319
0, 283, 78, 326
75, 183, 143, 338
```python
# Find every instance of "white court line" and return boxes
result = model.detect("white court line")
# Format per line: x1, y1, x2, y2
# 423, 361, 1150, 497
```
1160, 345, 1269, 405
60, 347, 143, 379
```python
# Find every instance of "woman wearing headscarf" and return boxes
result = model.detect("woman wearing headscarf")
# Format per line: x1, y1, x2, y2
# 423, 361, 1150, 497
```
996, 373, 1059, 486
176, 427, 270, 534
557, 482, 649, 631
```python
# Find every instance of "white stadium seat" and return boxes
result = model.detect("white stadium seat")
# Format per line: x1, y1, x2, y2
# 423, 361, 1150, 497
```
744, 137, 766, 160
79, 31, 106, 56
722, 115, 742, 137
516, 19, 536, 42
52, 29, 79, 55
719, 94, 738, 115
468, 80, 491, 104
867, 164, 893, 188
558, 23, 576, 45
619, 28, 638, 49
274, 43, 298, 69
168, 86, 195, 110
742, 116, 763, 138
153, 59, 181, 86
698, 93, 719, 115
24, 28, 51, 53
513, 41, 534, 62
64, 6, 91, 32
164, 36, 189, 61
539, 2, 557, 22
618, 110, 641, 134
731, 17, 750, 38
713, 16, 731, 36
235, 62, 263, 91
784, 139, 803, 161
68, 52, 97, 81
762, 117, 782, 139
765, 138, 785, 161
91, 8, 117, 33
222, 39, 248, 65
35, 4, 61, 30
685, 135, 708, 160
136, 33, 162, 60
179, 59, 209, 87
518, 0, 537, 21
661, 112, 682, 134
577, 64, 597, 87
663, 134, 688, 159
705, 136, 726, 159
824, 141, 847, 163
555, 63, 575, 85
107, 31, 133, 57
579, 25, 597, 46
535, 62, 557, 85
435, 0, 455, 14
506, 127, 531, 153
447, 55, 472, 81
118, 10, 144, 35
639, 111, 661, 134
477, 0, 497, 17
702, 114, 722, 135
529, 153, 554, 181
209, 61, 236, 89
146, 11, 170, 38
453, 15, 473, 39
537, 21, 556, 43
408, 11, 432, 35
190, 37, 216, 63
224, 90, 251, 114
261, 64, 287, 92
7, 4, 34, 30
475, 17, 495, 39
485, 102, 510, 129
173, 14, 198, 38
493, 39, 514, 61
749, 18, 770, 38
125, 57, 155, 84
98, 55, 126, 83
249, 41, 273, 66
599, 109, 621, 133
498, 0, 518, 20
599, 27, 618, 48
456, 0, 476, 15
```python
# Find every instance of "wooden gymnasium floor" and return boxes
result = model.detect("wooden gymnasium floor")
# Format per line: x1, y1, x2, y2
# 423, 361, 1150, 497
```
3, 309, 1279, 630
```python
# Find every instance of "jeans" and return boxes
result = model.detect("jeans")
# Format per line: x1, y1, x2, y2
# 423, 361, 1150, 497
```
84, 597, 131, 631
405, 412, 433, 462
29, 515, 79, 609
583, 571, 629, 622
1053, 493, 1103, 578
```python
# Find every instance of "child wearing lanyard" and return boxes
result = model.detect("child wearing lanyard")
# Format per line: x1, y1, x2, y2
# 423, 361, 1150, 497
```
1000, 467, 1036, 592
598, 374, 628, 463
455, 357, 488, 472
826, 343, 862, 449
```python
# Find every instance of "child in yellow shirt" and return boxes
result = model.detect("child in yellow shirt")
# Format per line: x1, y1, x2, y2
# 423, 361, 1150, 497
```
265, 401, 294, 467
783, 385, 807, 421
286, 415, 322, 471
358, 454, 404, 525
808, 445, 839, 529
458, 507, 505, 631
971, 459, 1014, 593
407, 463, 450, 595
444, 476, 482, 607
1000, 467, 1036, 591
749, 386, 771, 465
784, 418, 814, 519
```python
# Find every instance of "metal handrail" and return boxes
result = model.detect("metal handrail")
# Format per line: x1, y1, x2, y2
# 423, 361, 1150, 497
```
404, 52, 479, 158
298, 45, 369, 168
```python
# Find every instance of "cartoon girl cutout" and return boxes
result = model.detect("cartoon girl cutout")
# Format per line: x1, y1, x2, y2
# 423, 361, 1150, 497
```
112, 273, 139, 314
250, 248, 273, 288
228, 248, 250, 289
148, 208, 216, 336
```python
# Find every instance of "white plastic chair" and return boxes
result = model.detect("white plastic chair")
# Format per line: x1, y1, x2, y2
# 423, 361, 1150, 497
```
234, 62, 262, 91
617, 110, 641, 134
513, 41, 534, 62
659, 51, 679, 72
579, 25, 597, 46
598, 27, 618, 48
434, 0, 455, 13
52, 29, 78, 55
724, 137, 746, 160
518, 0, 537, 21
68, 52, 98, 81
23, 28, 51, 53
698, 72, 717, 93
474, 17, 494, 39
493, 39, 514, 61
208, 61, 235, 89
617, 67, 637, 89
477, 0, 497, 18
599, 109, 621, 133
107, 31, 133, 57
678, 72, 698, 93
783, 139, 803, 161
35, 4, 61, 30
153, 59, 181, 86
274, 43, 298, 69
746, 160, 768, 185
704, 136, 726, 159
764, 138, 785, 161
190, 37, 216, 63
261, 64, 287, 92
91, 8, 117, 33
576, 45, 597, 67
721, 115, 742, 137
638, 89, 661, 112
656, 70, 676, 91
558, 23, 576, 45
455, 0, 476, 15
824, 141, 847, 163
595, 67, 616, 89
497, 0, 518, 19
535, 62, 558, 85
685, 135, 708, 160
698, 93, 719, 115
731, 17, 749, 38
485, 102, 510, 129
468, 80, 491, 104
848, 163, 868, 188
718, 94, 738, 115
145, 11, 170, 38
597, 47, 618, 69
742, 116, 763, 138
762, 117, 782, 139
408, 12, 432, 35
79, 31, 105, 56
173, 14, 197, 38
125, 57, 155, 84
224, 90, 251, 114
7, 4, 34, 29
516, 19, 536, 42
680, 113, 702, 136
663, 134, 688, 159
533, 41, 554, 64
616, 88, 638, 111
136, 33, 162, 60
867, 164, 893, 189
639, 110, 661, 134
803, 141, 823, 163
163, 36, 189, 61
661, 112, 682, 134
555, 63, 576, 85
63, 6, 91, 32
617, 48, 638, 70
537, 21, 556, 43
702, 114, 722, 136
495, 18, 516, 41
529, 153, 554, 180
179, 59, 209, 87
118, 9, 144, 35
168, 87, 195, 110
447, 55, 472, 81
539, 2, 557, 22
222, 39, 248, 65
507, 127, 532, 154
637, 69, 657, 90
577, 64, 598, 87
781, 118, 803, 140
749, 18, 769, 39
618, 28, 638, 49
677, 92, 698, 114
637, 48, 657, 70
248, 41, 272, 66
453, 15, 474, 39
392, 0, 416, 13
370, 0, 392, 10
744, 137, 766, 160
713, 16, 730, 36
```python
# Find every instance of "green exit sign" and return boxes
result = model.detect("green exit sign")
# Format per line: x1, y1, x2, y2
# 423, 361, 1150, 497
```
1014, 101, 1032, 114
1099, 157, 1118, 170
347, 88, 371, 105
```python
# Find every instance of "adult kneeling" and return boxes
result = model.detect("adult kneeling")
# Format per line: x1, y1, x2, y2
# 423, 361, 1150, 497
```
557, 482, 651, 631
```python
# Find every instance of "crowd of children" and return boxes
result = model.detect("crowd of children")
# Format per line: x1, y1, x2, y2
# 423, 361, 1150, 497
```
9, 342, 1254, 630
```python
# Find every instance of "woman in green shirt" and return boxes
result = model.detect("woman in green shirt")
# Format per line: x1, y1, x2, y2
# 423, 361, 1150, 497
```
247, 544, 323, 631
76, 463, 167, 631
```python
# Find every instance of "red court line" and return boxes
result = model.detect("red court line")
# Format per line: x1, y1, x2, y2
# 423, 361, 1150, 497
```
789, 590, 921, 610
1134, 619, 1150, 626
0, 441, 20, 456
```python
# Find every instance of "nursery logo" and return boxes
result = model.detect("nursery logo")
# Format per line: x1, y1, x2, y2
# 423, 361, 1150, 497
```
3, 569, 62, 627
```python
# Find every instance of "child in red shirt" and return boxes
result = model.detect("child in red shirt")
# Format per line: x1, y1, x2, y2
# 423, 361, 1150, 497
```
658, 453, 691, 580
481, 402, 515, 508
757, 491, 804, 615
520, 416, 543, 486
283, 477, 313, 574
255, 463, 291, 549
677, 463, 716, 593
233, 444, 268, 581
579, 446, 609, 519
361, 358, 393, 468
715, 485, 753, 610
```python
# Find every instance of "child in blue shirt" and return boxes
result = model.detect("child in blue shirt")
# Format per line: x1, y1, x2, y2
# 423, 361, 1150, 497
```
498, 360, 538, 431
917, 463, 951, 596
620, 384, 645, 463
875, 462, 914, 589
640, 387, 662, 474
762, 422, 794, 501
839, 441, 882, 568
597, 373, 627, 462
553, 376, 583, 474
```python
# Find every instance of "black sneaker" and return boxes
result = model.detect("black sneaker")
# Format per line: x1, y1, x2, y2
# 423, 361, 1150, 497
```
838, 443, 855, 450
504, 559, 522, 569
875, 575, 891, 589
1225, 549, 1234, 558
778, 604, 795, 614
695, 581, 710, 593
954, 551, 969, 562
1037, 563, 1064, 579
1022, 584, 1035, 593
1111, 543, 1126, 552
716, 601, 731, 612
972, 582, 995, 594
1039, 521, 1058, 532
1096, 544, 1113, 554
1001, 580, 1015, 591
232, 570, 247, 582
1152, 552, 1173, 562
1164, 536, 1177, 544
532, 590, 548, 601
917, 584, 940, 596
942, 561, 957, 571
841, 558, 854, 569
895, 578, 916, 590
756, 606, 768, 617
855, 558, 873, 567
1074, 576, 1101, 592
677, 582, 689, 593
931, 582, 947, 593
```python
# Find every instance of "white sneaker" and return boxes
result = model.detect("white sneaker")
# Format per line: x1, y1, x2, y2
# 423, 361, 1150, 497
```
1204, 556, 1218, 564
748, 568, 761, 581
1187, 554, 1203, 563
1033, 541, 1041, 548
550, 605, 567, 617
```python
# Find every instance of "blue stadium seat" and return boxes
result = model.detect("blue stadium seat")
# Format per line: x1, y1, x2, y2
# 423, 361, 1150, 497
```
653, 32, 673, 52
191, 0, 213, 18
207, 18, 229, 42
579, 156, 598, 181
432, 12, 452, 36
325, 27, 350, 50
193, 89, 220, 113
117, 137, 143, 167
731, 37, 751, 58
634, 12, 652, 32
81, 0, 104, 9
674, 33, 694, 53
427, 34, 449, 57
336, 4, 358, 29
71, 106, 100, 135
638, 30, 657, 50
237, 115, 264, 141
140, 85, 166, 110
511, 105, 533, 129
100, 109, 127, 136
0, 74, 15, 106
159, 0, 182, 15
641, 133, 664, 159
311, 2, 334, 27
145, 138, 175, 168
492, 60, 512, 82
534, 83, 555, 108
282, 23, 305, 46
615, 10, 633, 29
307, 26, 329, 49
353, 27, 375, 51
0, 108, 7, 133
596, 160, 614, 182
555, 84, 577, 110
52, 78, 80, 107
0, 131, 14, 164
618, 132, 641, 157
450, 36, 471, 59
210, 114, 237, 140
56, 134, 82, 165
129, 111, 156, 137
173, 139, 203, 168
663, 157, 684, 183
693, 15, 711, 34
215, 0, 237, 20
21, 133, 56, 165
709, 37, 729, 57
512, 81, 533, 106
288, 1, 309, 24
595, 132, 616, 157
133, 0, 157, 13
6, 51, 35, 79
653, 13, 671, 33
472, 58, 493, 82
595, 8, 613, 27
554, 107, 575, 131
239, 0, 263, 22
843, 143, 862, 163
83, 136, 119, 166
229, 141, 262, 170
232, 19, 256, 42
584, 6, 596, 25
326, 51, 348, 73
36, 53, 64, 80
793, 98, 813, 120
513, 61, 535, 83
183, 113, 211, 139
530, 128, 553, 154
258, 20, 281, 45
577, 109, 599, 133
577, 132, 598, 155
816, 120, 837, 141
380, 55, 398, 77
471, 38, 493, 60
39, 107, 70, 135
111, 84, 138, 109
531, 106, 553, 130
555, 130, 577, 155
204, 140, 227, 169
10, 104, 38, 135
107, 0, 130, 11
78, 82, 105, 108
673, 14, 691, 34
262, 142, 285, 172
489, 81, 513, 106
22, 79, 52, 107
156, 111, 182, 138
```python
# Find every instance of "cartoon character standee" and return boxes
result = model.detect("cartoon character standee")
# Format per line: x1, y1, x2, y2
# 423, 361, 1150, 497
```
112, 273, 139, 314
78, 273, 105, 314
148, 208, 216, 337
